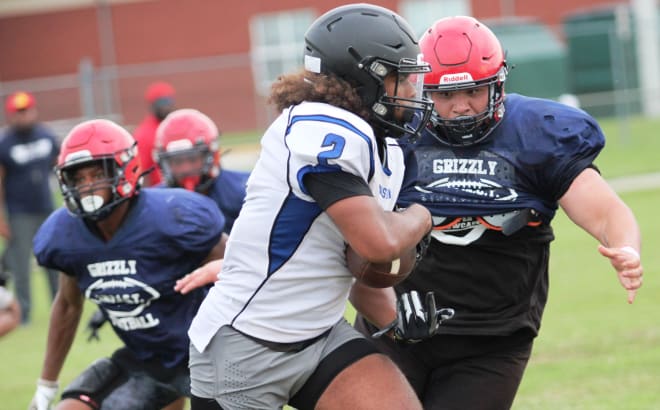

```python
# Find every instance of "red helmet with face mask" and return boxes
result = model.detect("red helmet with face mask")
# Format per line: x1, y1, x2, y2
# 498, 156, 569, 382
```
420, 16, 508, 146
56, 119, 142, 220
154, 109, 220, 193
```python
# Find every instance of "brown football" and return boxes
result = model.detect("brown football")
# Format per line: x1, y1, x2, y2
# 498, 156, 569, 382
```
345, 245, 417, 288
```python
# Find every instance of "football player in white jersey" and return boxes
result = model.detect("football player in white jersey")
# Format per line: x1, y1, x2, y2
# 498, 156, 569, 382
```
187, 4, 435, 410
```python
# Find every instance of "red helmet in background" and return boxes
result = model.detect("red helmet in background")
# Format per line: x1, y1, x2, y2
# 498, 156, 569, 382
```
420, 16, 507, 146
154, 109, 220, 193
56, 119, 142, 220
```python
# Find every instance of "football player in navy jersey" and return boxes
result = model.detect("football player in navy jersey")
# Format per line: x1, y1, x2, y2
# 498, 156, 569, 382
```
29, 119, 226, 410
187, 4, 435, 410
353, 16, 644, 410
85, 108, 248, 338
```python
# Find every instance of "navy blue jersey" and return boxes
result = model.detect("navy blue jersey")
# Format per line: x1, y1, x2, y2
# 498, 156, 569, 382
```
206, 169, 249, 233
396, 94, 605, 336
0, 124, 59, 213
33, 188, 225, 367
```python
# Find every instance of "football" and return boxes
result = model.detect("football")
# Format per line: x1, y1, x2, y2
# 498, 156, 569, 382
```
345, 245, 417, 288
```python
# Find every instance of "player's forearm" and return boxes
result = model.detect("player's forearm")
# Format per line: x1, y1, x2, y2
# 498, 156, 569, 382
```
40, 296, 83, 381
381, 203, 432, 256
349, 282, 397, 328
599, 202, 641, 251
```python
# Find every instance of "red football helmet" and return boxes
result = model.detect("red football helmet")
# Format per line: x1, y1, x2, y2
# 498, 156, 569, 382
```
420, 16, 507, 146
154, 109, 220, 193
56, 119, 142, 220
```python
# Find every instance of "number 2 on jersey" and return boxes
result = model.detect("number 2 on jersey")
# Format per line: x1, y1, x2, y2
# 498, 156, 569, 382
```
317, 133, 346, 166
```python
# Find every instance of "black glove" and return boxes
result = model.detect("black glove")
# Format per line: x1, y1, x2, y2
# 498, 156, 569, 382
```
372, 291, 454, 343
86, 308, 107, 342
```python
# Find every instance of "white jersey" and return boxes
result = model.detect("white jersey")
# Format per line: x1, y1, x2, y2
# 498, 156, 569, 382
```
189, 102, 405, 350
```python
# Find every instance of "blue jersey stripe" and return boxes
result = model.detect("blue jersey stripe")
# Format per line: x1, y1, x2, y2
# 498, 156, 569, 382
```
286, 114, 375, 181
267, 192, 322, 275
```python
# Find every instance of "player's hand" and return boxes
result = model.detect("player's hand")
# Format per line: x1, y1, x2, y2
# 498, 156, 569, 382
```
174, 259, 223, 294
598, 245, 643, 304
28, 379, 58, 410
372, 291, 454, 343
394, 291, 442, 342
86, 308, 107, 342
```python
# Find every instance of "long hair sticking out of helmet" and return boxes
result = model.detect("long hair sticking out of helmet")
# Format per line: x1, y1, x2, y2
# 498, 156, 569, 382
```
420, 16, 508, 146
303, 3, 434, 138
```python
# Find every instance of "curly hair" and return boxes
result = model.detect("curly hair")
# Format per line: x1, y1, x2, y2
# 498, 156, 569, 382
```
268, 70, 371, 123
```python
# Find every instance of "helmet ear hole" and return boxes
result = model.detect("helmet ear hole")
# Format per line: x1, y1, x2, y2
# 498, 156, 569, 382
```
302, 4, 434, 138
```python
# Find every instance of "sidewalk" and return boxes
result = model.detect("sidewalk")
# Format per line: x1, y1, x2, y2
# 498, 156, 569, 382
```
606, 172, 660, 193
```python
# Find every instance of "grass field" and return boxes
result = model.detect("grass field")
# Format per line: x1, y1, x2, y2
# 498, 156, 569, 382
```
1, 114, 659, 409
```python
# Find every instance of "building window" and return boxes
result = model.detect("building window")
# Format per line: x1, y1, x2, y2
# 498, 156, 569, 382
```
249, 9, 315, 96
400, 0, 471, 36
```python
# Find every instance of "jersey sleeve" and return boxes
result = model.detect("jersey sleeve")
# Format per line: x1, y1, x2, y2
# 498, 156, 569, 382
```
285, 109, 376, 200
32, 209, 70, 273
158, 190, 225, 253
523, 105, 605, 201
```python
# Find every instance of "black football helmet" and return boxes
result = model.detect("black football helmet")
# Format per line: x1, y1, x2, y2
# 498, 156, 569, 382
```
303, 3, 434, 137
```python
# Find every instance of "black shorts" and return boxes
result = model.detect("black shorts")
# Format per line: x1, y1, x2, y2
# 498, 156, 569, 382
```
354, 314, 534, 410
61, 347, 190, 410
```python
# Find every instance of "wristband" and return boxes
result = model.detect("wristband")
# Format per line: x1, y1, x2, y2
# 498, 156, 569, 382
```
37, 378, 59, 388
619, 246, 640, 259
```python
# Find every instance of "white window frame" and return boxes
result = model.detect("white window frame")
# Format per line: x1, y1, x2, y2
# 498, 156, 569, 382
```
249, 9, 315, 96
399, 0, 472, 36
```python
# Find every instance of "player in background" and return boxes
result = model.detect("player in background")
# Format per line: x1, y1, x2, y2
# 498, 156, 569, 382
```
187, 4, 435, 409
0, 91, 60, 324
86, 108, 249, 338
29, 119, 226, 410
154, 108, 249, 234
353, 16, 643, 409
134, 81, 176, 186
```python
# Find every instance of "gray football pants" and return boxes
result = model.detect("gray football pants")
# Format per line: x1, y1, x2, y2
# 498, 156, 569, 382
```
4, 212, 58, 323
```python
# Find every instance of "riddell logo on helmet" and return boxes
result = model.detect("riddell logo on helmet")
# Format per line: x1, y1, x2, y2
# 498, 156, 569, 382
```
439, 73, 474, 84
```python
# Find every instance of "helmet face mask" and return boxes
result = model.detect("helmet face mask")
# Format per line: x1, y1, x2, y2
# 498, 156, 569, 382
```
303, 4, 434, 138
56, 120, 141, 221
155, 109, 220, 193
157, 144, 216, 192
420, 16, 508, 146
59, 158, 121, 220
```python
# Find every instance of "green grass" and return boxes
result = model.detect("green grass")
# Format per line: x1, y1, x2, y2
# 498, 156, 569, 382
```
1, 116, 659, 409
511, 188, 660, 409
590, 115, 660, 178
1, 294, 124, 409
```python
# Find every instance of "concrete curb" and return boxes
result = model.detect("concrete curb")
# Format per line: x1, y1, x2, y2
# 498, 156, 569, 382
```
607, 172, 660, 194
